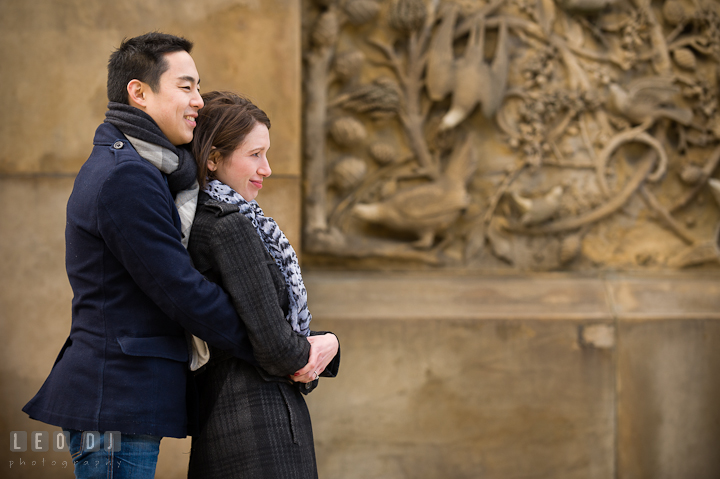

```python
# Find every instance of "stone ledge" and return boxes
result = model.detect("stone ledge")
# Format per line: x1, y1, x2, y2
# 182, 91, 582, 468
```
606, 275, 720, 320
304, 271, 720, 322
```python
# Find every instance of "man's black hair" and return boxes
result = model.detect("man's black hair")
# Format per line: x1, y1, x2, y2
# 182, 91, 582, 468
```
107, 32, 193, 104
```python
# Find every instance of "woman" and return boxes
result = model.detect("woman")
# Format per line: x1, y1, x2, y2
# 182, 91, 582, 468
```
187, 91, 340, 478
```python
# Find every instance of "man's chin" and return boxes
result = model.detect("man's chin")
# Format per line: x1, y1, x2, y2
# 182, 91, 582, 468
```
170, 134, 193, 146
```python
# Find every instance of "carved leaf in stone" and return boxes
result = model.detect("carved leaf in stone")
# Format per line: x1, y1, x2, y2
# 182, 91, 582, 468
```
679, 164, 704, 185
369, 142, 398, 165
342, 0, 381, 25
329, 116, 368, 147
331, 156, 368, 191
334, 50, 365, 81
662, 0, 686, 26
332, 77, 401, 119
672, 47, 697, 71
388, 0, 427, 34
312, 10, 340, 47
555, 0, 618, 14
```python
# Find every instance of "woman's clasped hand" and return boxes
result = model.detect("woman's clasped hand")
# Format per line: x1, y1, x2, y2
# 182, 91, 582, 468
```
291, 333, 340, 383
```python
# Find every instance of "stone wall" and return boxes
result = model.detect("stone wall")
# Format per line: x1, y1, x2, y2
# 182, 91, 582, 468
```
2, 1, 720, 478
304, 272, 720, 479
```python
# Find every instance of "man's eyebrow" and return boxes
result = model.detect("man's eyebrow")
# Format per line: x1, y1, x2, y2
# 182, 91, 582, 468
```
178, 75, 199, 84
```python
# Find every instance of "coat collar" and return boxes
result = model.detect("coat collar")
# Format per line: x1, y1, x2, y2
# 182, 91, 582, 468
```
93, 122, 126, 146
198, 191, 239, 217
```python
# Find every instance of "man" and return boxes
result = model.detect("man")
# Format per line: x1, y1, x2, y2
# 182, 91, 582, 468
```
23, 32, 254, 478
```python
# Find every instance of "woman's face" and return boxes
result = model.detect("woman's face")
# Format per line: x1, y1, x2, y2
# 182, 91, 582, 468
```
209, 122, 271, 201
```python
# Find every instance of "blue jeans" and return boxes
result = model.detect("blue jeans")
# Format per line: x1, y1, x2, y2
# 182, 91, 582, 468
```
65, 429, 161, 479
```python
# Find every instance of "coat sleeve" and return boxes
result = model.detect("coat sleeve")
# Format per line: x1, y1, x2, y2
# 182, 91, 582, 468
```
205, 213, 311, 377
97, 162, 254, 363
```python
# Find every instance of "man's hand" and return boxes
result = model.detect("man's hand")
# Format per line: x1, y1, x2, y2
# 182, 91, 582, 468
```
289, 334, 339, 383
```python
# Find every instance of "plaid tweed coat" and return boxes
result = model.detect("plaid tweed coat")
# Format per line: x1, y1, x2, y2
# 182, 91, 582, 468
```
186, 194, 339, 479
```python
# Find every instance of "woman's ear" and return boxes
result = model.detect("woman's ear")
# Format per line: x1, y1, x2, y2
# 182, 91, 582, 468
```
207, 148, 221, 172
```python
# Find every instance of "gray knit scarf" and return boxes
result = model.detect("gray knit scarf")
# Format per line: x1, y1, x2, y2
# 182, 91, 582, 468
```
105, 103, 199, 246
105, 103, 210, 370
205, 179, 312, 336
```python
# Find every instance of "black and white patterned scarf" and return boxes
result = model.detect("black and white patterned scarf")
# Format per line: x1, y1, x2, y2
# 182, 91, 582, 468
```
205, 179, 311, 336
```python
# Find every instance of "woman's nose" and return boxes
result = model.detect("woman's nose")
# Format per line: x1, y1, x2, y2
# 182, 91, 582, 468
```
259, 157, 272, 177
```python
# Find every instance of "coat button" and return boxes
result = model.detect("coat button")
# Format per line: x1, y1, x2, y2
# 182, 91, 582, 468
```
112, 141, 124, 149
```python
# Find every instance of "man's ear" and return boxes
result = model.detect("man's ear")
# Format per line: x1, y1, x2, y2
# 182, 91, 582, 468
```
127, 80, 147, 109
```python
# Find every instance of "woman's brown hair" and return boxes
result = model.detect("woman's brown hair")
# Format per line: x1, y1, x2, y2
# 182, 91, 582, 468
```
191, 91, 271, 188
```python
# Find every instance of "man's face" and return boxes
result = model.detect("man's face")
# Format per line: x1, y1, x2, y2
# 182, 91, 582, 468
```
143, 51, 203, 146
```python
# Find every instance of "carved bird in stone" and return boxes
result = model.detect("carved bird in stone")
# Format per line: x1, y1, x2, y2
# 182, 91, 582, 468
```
607, 77, 693, 126
477, 17, 510, 119
425, 3, 459, 102
352, 134, 478, 248
511, 185, 564, 226
439, 17, 510, 130
439, 19, 485, 131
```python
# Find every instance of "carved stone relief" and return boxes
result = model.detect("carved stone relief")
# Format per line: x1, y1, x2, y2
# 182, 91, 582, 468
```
301, 0, 720, 270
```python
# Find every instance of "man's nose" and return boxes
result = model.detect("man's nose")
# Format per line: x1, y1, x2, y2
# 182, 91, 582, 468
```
191, 90, 203, 109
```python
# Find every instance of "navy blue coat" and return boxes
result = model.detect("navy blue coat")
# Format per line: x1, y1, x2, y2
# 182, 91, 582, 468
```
23, 122, 254, 438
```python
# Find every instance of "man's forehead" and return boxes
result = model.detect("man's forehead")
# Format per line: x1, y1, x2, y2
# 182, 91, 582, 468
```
163, 51, 199, 82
